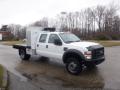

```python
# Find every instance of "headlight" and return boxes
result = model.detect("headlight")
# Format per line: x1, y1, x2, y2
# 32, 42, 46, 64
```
84, 51, 92, 60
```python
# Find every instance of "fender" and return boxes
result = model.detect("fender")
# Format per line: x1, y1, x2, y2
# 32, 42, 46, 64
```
13, 45, 31, 49
63, 49, 86, 63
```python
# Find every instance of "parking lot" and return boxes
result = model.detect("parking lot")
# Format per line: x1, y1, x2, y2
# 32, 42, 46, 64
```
0, 44, 120, 89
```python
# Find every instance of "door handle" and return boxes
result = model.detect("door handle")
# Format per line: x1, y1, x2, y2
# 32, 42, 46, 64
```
46, 45, 48, 48
37, 44, 39, 47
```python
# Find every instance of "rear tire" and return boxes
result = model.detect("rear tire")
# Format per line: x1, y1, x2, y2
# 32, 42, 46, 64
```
66, 58, 83, 75
19, 49, 30, 61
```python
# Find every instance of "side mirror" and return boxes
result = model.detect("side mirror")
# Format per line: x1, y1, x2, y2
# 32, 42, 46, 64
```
54, 39, 62, 46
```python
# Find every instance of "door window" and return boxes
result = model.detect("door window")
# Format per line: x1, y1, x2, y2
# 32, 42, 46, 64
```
48, 34, 61, 43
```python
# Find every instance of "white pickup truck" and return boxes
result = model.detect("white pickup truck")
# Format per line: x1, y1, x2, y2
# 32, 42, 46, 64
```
13, 27, 105, 75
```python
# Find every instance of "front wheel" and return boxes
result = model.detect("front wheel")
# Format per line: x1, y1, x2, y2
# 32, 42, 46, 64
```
19, 49, 30, 61
66, 58, 83, 75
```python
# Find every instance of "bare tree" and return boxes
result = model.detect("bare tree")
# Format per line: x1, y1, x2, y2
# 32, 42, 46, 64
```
8, 24, 23, 40
93, 5, 106, 32
31, 17, 48, 27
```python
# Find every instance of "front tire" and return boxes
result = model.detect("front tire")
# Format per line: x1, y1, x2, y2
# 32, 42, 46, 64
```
66, 58, 83, 75
19, 49, 30, 61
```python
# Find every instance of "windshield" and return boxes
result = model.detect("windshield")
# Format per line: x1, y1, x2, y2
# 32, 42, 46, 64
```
59, 33, 80, 43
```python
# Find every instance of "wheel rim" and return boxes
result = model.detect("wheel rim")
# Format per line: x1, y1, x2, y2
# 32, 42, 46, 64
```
20, 50, 25, 59
68, 62, 78, 73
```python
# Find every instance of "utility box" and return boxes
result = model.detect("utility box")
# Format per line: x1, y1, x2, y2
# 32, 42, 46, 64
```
26, 27, 43, 49
0, 34, 2, 40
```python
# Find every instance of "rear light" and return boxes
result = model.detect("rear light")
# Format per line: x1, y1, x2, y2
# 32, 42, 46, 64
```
84, 51, 92, 59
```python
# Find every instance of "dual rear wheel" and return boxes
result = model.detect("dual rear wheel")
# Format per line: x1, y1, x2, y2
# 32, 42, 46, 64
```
19, 49, 31, 61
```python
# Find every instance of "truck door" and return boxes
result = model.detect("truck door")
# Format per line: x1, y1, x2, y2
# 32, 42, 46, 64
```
47, 34, 64, 60
36, 34, 48, 56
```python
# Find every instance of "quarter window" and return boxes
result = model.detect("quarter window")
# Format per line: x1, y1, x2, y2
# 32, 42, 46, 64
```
39, 34, 47, 43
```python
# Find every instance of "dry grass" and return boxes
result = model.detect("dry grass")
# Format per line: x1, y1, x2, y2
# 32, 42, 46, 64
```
93, 41, 120, 47
0, 65, 4, 87
0, 40, 25, 46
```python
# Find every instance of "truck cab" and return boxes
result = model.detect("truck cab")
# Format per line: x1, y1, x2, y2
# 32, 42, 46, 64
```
13, 27, 105, 75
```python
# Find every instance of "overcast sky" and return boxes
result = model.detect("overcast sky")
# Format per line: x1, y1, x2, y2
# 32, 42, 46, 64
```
0, 0, 119, 26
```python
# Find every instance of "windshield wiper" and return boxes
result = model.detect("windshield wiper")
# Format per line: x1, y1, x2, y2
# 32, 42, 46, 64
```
75, 40, 81, 42
66, 40, 81, 43
66, 41, 74, 43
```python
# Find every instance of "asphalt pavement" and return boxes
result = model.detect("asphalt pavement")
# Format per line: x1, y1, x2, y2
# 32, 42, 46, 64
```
0, 44, 120, 90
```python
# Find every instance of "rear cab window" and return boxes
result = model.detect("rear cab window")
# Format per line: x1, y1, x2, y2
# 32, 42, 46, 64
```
39, 34, 47, 43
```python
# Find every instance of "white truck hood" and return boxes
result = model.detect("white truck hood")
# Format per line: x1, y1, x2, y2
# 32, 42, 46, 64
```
68, 41, 99, 48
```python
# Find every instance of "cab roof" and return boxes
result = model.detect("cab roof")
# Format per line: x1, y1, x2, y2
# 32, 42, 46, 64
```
40, 31, 70, 34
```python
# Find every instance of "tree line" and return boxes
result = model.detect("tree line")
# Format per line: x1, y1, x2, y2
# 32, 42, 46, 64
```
2, 4, 120, 40
56, 5, 120, 40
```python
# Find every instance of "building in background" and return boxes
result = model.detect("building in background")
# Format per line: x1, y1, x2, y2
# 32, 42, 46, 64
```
0, 25, 11, 40
0, 34, 2, 40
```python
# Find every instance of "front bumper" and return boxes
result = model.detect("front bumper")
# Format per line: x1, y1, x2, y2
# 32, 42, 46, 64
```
85, 45, 105, 65
84, 56, 105, 65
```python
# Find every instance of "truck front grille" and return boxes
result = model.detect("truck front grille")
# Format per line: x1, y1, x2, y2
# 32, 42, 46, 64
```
92, 47, 104, 59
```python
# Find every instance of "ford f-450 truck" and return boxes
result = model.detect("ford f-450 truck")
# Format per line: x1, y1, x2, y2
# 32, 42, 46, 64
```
13, 27, 105, 75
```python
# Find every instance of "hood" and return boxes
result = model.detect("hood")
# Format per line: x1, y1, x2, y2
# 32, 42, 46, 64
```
68, 41, 99, 48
